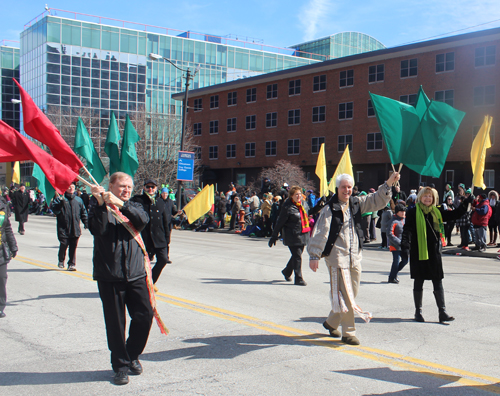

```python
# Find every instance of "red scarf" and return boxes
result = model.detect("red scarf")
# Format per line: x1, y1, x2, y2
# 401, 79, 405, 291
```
295, 201, 310, 233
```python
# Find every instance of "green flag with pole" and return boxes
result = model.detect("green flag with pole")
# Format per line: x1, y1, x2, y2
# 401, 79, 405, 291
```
120, 114, 140, 178
32, 163, 56, 201
370, 86, 465, 178
105, 111, 121, 175
74, 117, 107, 184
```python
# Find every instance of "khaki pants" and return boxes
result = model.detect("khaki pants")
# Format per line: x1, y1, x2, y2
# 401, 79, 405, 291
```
325, 261, 361, 337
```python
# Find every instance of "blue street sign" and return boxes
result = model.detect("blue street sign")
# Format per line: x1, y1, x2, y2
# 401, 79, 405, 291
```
177, 151, 195, 181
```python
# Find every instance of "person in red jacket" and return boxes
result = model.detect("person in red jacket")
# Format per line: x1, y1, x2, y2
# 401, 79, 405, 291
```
471, 194, 492, 252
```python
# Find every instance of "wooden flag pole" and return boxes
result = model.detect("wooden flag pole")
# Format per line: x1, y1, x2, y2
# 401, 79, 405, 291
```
76, 175, 94, 188
82, 165, 99, 186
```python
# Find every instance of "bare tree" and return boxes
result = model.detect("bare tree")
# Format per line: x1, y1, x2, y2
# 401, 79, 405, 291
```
259, 160, 314, 195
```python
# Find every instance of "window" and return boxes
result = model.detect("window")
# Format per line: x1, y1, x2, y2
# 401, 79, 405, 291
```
193, 122, 201, 136
209, 146, 218, 160
338, 102, 353, 120
435, 90, 454, 106
289, 79, 301, 95
245, 142, 256, 157
209, 120, 219, 134
228, 91, 237, 106
194, 98, 202, 111
473, 125, 495, 145
484, 169, 495, 188
436, 52, 454, 73
267, 83, 278, 99
246, 87, 256, 102
400, 94, 417, 107
227, 118, 237, 132
246, 115, 256, 130
338, 135, 353, 152
210, 95, 219, 109
368, 64, 384, 82
287, 139, 300, 155
401, 58, 418, 78
312, 106, 326, 123
226, 144, 236, 158
312, 137, 325, 154
313, 75, 327, 92
475, 46, 496, 67
474, 86, 496, 106
339, 70, 354, 87
194, 147, 201, 160
445, 170, 454, 187
265, 141, 277, 156
367, 132, 383, 151
288, 109, 301, 125
266, 112, 277, 128
367, 99, 375, 117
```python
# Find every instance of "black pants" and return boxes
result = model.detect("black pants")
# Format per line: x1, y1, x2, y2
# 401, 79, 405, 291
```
283, 245, 304, 282
58, 237, 79, 266
17, 219, 25, 233
413, 278, 442, 292
0, 263, 7, 312
381, 232, 387, 248
459, 226, 469, 247
149, 246, 169, 284
445, 221, 455, 244
97, 278, 153, 372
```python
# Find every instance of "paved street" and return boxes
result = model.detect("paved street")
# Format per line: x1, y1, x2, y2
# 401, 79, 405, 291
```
1, 215, 499, 395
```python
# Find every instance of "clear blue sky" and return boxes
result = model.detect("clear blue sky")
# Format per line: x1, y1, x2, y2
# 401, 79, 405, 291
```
2, 0, 500, 49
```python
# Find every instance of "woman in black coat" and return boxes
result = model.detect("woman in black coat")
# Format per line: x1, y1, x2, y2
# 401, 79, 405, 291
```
218, 193, 227, 228
0, 198, 18, 318
268, 186, 310, 286
402, 187, 471, 323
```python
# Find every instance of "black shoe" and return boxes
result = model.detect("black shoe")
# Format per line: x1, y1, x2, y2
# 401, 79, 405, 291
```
323, 321, 341, 338
388, 278, 399, 284
166, 259, 172, 264
447, 243, 454, 247
281, 269, 292, 282
0, 312, 5, 318
439, 311, 455, 323
341, 336, 360, 345
294, 279, 307, 286
129, 360, 143, 375
113, 371, 129, 385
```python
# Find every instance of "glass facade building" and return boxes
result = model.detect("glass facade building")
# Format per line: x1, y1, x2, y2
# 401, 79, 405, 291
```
0, 45, 20, 131
20, 13, 321, 155
291, 32, 386, 61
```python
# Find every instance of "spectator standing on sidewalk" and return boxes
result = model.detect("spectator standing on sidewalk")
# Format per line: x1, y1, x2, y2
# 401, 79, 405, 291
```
487, 190, 498, 246
0, 197, 18, 318
51, 182, 88, 271
387, 204, 408, 283
11, 184, 29, 235
471, 194, 492, 252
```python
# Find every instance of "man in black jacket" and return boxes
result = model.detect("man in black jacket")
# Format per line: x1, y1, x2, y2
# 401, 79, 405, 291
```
131, 180, 176, 284
11, 184, 30, 235
89, 172, 153, 386
0, 198, 18, 318
51, 182, 88, 271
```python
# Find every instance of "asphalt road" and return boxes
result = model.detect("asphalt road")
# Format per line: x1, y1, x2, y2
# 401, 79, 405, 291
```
1, 215, 499, 395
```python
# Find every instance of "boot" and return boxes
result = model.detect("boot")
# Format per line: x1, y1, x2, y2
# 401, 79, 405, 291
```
433, 289, 455, 323
413, 290, 425, 322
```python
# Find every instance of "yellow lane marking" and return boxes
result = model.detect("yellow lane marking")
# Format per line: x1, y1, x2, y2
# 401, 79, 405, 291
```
14, 256, 500, 393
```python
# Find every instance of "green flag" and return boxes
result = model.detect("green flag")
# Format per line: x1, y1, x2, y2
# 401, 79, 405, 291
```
120, 114, 140, 178
370, 86, 465, 178
32, 163, 55, 201
74, 117, 107, 184
105, 111, 121, 175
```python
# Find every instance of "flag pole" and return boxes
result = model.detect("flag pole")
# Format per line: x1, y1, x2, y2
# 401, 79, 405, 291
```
76, 175, 94, 188
81, 165, 99, 185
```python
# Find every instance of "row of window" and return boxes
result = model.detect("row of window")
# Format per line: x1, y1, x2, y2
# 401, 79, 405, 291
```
204, 133, 383, 160
193, 45, 496, 111
193, 86, 495, 135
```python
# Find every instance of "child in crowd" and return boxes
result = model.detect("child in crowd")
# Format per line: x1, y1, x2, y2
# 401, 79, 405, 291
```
387, 204, 408, 283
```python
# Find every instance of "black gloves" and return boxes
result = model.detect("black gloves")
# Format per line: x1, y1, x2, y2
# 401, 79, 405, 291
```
11, 251, 17, 259
268, 237, 277, 248
464, 195, 474, 205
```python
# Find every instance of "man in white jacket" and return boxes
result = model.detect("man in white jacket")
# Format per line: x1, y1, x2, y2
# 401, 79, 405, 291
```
308, 172, 400, 345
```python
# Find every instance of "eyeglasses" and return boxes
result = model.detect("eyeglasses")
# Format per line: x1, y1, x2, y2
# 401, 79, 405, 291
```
145, 185, 156, 190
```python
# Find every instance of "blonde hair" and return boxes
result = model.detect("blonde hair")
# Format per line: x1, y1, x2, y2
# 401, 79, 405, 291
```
109, 172, 133, 186
416, 187, 438, 206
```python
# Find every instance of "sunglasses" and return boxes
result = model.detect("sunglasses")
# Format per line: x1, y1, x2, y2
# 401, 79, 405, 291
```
145, 185, 156, 189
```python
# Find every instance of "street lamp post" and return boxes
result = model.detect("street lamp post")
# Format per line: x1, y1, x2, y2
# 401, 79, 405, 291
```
148, 53, 199, 211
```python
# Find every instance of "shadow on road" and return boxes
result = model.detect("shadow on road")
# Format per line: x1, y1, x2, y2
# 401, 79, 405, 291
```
0, 370, 111, 386
9, 292, 100, 303
334, 367, 499, 395
200, 278, 287, 286
7, 268, 52, 273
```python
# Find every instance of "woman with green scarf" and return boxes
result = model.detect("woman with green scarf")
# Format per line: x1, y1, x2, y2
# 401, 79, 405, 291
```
401, 187, 472, 323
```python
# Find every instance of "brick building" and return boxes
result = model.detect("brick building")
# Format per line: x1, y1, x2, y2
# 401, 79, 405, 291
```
173, 28, 500, 195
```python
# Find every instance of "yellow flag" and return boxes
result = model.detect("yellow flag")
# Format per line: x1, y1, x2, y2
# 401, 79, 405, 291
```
315, 143, 329, 197
182, 184, 215, 224
471, 115, 493, 190
12, 161, 21, 184
329, 145, 354, 193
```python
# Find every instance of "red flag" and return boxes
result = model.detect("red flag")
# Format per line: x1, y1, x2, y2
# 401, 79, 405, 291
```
0, 119, 77, 194
13, 79, 83, 173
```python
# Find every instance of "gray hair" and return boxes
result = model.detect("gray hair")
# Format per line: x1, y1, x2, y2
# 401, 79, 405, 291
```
336, 173, 354, 188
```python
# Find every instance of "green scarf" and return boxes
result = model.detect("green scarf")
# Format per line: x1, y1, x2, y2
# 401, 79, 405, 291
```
146, 192, 156, 205
416, 202, 445, 260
